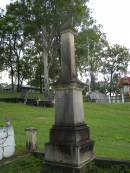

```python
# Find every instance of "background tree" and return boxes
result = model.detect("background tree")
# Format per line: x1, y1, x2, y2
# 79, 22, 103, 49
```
76, 25, 107, 91
1, 2, 27, 91
1, 0, 130, 97
17, 0, 91, 94
101, 44, 130, 96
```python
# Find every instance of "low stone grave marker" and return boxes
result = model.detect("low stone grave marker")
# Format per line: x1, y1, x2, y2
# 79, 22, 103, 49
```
25, 128, 37, 152
0, 121, 15, 160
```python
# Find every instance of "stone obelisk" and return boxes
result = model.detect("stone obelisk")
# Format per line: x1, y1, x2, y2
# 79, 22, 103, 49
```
44, 11, 94, 173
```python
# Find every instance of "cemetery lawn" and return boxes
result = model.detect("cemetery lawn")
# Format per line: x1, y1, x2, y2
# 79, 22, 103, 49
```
0, 92, 45, 99
0, 102, 130, 160
1, 155, 130, 173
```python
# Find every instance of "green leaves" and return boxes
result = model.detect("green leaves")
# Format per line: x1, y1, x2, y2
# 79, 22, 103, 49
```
100, 44, 130, 95
102, 44, 130, 73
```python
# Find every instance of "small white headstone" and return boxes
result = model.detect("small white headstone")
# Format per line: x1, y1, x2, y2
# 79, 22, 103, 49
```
0, 121, 15, 160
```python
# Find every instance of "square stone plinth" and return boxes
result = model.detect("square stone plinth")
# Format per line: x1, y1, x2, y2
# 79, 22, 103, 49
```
55, 86, 84, 125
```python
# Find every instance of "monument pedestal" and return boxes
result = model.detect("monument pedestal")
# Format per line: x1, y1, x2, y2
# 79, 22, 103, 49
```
44, 14, 94, 172
44, 85, 94, 172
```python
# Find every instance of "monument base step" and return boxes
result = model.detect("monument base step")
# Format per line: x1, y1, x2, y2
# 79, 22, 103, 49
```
43, 160, 94, 173
45, 139, 94, 167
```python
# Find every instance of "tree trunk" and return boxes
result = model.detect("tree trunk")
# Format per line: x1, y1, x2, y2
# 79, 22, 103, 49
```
20, 79, 23, 88
10, 65, 14, 92
109, 71, 113, 96
41, 26, 49, 96
17, 60, 20, 91
43, 50, 49, 95
39, 74, 43, 93
90, 71, 95, 91
16, 56, 20, 92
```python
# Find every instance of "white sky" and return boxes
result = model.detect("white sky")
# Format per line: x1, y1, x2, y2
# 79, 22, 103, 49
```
0, 0, 130, 83
89, 0, 130, 49
0, 0, 12, 10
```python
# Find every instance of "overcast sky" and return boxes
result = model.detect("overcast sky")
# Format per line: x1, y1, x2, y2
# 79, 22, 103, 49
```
89, 0, 130, 49
0, 0, 12, 9
0, 0, 130, 83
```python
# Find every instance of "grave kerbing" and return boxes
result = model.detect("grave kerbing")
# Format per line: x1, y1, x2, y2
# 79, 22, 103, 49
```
44, 11, 94, 173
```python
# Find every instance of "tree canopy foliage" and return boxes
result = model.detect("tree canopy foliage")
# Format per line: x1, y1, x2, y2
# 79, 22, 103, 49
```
0, 0, 130, 95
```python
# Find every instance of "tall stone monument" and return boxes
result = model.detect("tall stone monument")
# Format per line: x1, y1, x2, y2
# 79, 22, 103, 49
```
44, 11, 94, 173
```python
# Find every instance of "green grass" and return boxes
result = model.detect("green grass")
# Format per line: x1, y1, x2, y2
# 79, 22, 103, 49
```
0, 102, 130, 159
0, 156, 43, 173
0, 92, 21, 98
84, 103, 130, 159
1, 156, 130, 173
0, 92, 45, 99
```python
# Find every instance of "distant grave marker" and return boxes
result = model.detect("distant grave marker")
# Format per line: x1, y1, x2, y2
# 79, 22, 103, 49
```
0, 121, 15, 160
25, 128, 37, 152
